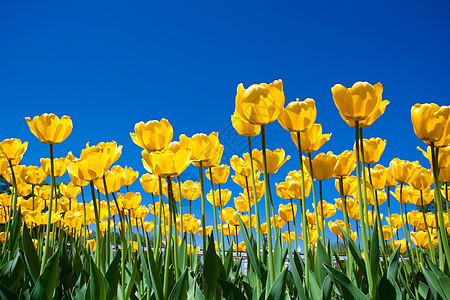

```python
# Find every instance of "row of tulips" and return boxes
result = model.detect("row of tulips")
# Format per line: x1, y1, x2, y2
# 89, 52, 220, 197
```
0, 79, 448, 299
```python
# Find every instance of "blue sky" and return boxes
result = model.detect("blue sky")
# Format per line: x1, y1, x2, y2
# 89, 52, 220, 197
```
1, 1, 449, 243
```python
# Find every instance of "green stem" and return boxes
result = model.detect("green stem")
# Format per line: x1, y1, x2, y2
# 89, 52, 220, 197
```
319, 181, 325, 242
155, 176, 164, 260
40, 144, 55, 274
262, 125, 275, 285
248, 136, 261, 260
103, 175, 111, 264
398, 184, 413, 263
208, 168, 220, 255
90, 181, 101, 266
307, 152, 321, 243
244, 176, 253, 241
167, 176, 180, 279
177, 176, 183, 242
289, 198, 298, 250
420, 190, 436, 263
296, 131, 310, 290
198, 162, 207, 255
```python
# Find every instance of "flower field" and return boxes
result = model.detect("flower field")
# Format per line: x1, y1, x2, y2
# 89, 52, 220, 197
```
0, 80, 449, 299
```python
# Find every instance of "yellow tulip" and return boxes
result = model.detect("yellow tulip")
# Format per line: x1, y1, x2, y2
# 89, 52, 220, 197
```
417, 146, 450, 169
114, 165, 138, 187
382, 225, 397, 240
86, 239, 96, 252
290, 124, 331, 153
16, 182, 32, 197
357, 138, 386, 164
222, 207, 239, 226
35, 185, 51, 200
180, 180, 201, 200
410, 167, 433, 191
278, 98, 316, 132
278, 203, 297, 222
331, 81, 384, 124
130, 119, 173, 152
386, 214, 403, 229
0, 156, 9, 176
344, 100, 390, 128
316, 201, 336, 218
385, 165, 398, 187
270, 215, 285, 229
252, 148, 290, 174
117, 192, 141, 211
231, 114, 261, 137
275, 181, 291, 200
140, 173, 160, 195
40, 157, 67, 177
332, 150, 356, 178
148, 202, 169, 217
238, 213, 256, 228
369, 164, 387, 190
25, 113, 73, 144
0, 138, 28, 166
334, 176, 357, 197
411, 103, 450, 145
389, 158, 421, 184
304, 151, 337, 181
130, 205, 149, 219
282, 231, 297, 243
94, 169, 125, 194
390, 185, 414, 204
233, 241, 246, 252
411, 231, 438, 249
306, 210, 317, 225
180, 132, 223, 168
142, 146, 191, 178
234, 196, 250, 213
260, 222, 268, 235
205, 164, 230, 185
143, 221, 154, 232
198, 225, 213, 237
389, 239, 407, 253
234, 79, 285, 125
206, 189, 231, 207
19, 165, 47, 185
287, 174, 313, 200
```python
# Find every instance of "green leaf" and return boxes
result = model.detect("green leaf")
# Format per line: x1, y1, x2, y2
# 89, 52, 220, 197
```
266, 267, 288, 300
124, 261, 138, 300
105, 254, 120, 300
376, 244, 401, 300
0, 282, 18, 300
8, 208, 22, 254
369, 218, 380, 287
224, 243, 234, 277
314, 241, 330, 286
0, 251, 24, 292
237, 215, 261, 278
168, 268, 189, 300
290, 250, 307, 300
30, 247, 61, 300
217, 278, 246, 300
308, 270, 322, 300
321, 275, 333, 300
323, 263, 368, 300
422, 258, 450, 300
178, 239, 187, 274
203, 236, 219, 300
89, 255, 106, 300
338, 224, 365, 273
21, 223, 40, 283
147, 246, 164, 300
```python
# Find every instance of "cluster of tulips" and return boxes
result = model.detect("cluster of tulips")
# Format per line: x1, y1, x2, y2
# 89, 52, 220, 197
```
0, 80, 449, 299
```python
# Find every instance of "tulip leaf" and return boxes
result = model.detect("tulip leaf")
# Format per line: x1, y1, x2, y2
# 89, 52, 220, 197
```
308, 270, 322, 300
8, 208, 22, 254
314, 240, 330, 286
237, 215, 261, 278
369, 218, 381, 287
323, 263, 368, 300
338, 224, 365, 273
203, 236, 219, 300
224, 243, 234, 277
0, 251, 24, 293
321, 275, 333, 300
168, 268, 189, 300
105, 254, 121, 300
0, 282, 18, 300
266, 267, 288, 300
423, 258, 450, 300
124, 260, 138, 300
21, 223, 40, 283
291, 250, 307, 300
30, 247, 61, 300
218, 278, 246, 300
89, 255, 106, 300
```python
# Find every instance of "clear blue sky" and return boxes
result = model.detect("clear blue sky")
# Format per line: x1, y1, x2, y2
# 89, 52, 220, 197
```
1, 1, 449, 243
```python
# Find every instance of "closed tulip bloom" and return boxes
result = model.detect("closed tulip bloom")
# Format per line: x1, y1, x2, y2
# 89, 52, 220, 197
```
390, 185, 414, 204
328, 220, 346, 239
252, 148, 290, 174
288, 175, 313, 200
19, 165, 47, 185
59, 182, 81, 199
231, 114, 261, 137
291, 124, 331, 153
230, 155, 252, 177
278, 98, 316, 132
222, 207, 239, 226
306, 210, 317, 225
331, 81, 384, 124
271, 215, 285, 229
234, 79, 285, 125
344, 100, 390, 128
370, 165, 387, 190
347, 205, 361, 220
162, 180, 180, 202
260, 222, 268, 235
148, 202, 168, 217
386, 214, 403, 229
367, 211, 382, 227
241, 181, 265, 203
411, 231, 438, 249
389, 239, 407, 253
278, 203, 297, 222
417, 146, 450, 169
356, 138, 386, 164
275, 182, 291, 199
282, 231, 297, 243
0, 156, 8, 176
114, 166, 138, 187
205, 164, 230, 185
335, 176, 358, 197
385, 165, 398, 187
234, 196, 250, 213
25, 113, 73, 144
316, 200, 336, 218
382, 225, 397, 240
206, 189, 231, 207
140, 173, 160, 195
0, 138, 28, 165
180, 180, 201, 200
389, 158, 421, 184
219, 224, 240, 236
410, 167, 433, 190
233, 241, 246, 252
94, 169, 125, 194
332, 150, 356, 178
117, 192, 141, 211
35, 185, 51, 200
238, 213, 256, 228
440, 166, 450, 182
142, 147, 191, 178
304, 152, 337, 181
40, 157, 67, 177
130, 206, 149, 219
180, 132, 223, 168
130, 119, 173, 152
16, 182, 32, 197
411, 103, 449, 145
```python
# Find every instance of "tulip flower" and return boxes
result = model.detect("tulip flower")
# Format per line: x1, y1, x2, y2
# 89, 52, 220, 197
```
0, 138, 28, 166
278, 98, 316, 132
410, 167, 433, 190
205, 164, 230, 185
130, 119, 173, 152
411, 103, 450, 146
180, 180, 201, 200
417, 146, 450, 169
369, 164, 387, 190
142, 147, 191, 178
140, 173, 160, 195
59, 182, 81, 199
234, 79, 285, 125
389, 239, 407, 253
290, 124, 331, 153
115, 166, 138, 187
270, 215, 285, 229
206, 189, 231, 207
117, 192, 141, 211
356, 138, 386, 164
282, 231, 297, 243
251, 148, 290, 175
233, 241, 246, 252
278, 203, 297, 222
382, 225, 397, 240
222, 207, 239, 226
18, 165, 47, 186
334, 176, 358, 197
303, 152, 337, 181
231, 114, 261, 137
180, 132, 223, 168
41, 158, 67, 177
316, 201, 336, 218
332, 150, 356, 178
25, 113, 72, 144
389, 158, 421, 185
234, 196, 250, 213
